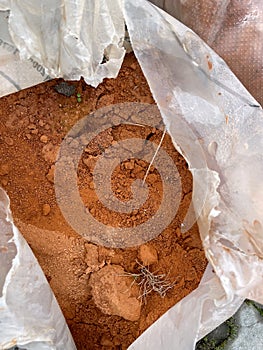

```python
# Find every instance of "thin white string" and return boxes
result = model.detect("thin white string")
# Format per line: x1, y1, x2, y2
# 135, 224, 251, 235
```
142, 127, 166, 185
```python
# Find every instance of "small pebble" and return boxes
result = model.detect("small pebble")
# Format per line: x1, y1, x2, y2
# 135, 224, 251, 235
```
89, 182, 95, 190
54, 82, 76, 97
130, 62, 137, 70
44, 124, 50, 130
138, 245, 158, 265
46, 165, 55, 183
124, 160, 134, 170
42, 203, 51, 216
31, 128, 39, 135
90, 207, 96, 215
0, 164, 9, 176
1, 178, 8, 186
28, 123, 37, 130
40, 135, 48, 143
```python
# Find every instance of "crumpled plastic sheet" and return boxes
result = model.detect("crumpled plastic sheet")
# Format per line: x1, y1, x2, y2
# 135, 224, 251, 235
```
0, 10, 52, 97
150, 0, 263, 106
0, 189, 76, 350
0, 0, 125, 89
1, 0, 263, 349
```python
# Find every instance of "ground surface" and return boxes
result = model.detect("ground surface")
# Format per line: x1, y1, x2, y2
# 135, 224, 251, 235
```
0, 53, 207, 349
196, 301, 263, 350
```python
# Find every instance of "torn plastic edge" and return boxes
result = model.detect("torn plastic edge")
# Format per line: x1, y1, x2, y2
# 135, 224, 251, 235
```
0, 189, 18, 302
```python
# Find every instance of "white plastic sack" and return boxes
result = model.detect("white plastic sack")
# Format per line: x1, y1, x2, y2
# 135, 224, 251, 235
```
0, 188, 76, 350
0, 10, 52, 97
0, 0, 125, 93
0, 0, 263, 349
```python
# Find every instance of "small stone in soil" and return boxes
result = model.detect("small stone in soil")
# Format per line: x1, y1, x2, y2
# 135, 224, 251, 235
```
42, 143, 59, 163
0, 164, 9, 176
89, 264, 141, 321
46, 165, 55, 183
28, 123, 37, 130
84, 243, 99, 267
54, 81, 76, 97
40, 135, 48, 143
124, 159, 135, 170
83, 156, 97, 169
130, 62, 137, 70
1, 178, 8, 186
31, 128, 39, 135
139, 244, 158, 266
42, 203, 51, 216
44, 124, 50, 130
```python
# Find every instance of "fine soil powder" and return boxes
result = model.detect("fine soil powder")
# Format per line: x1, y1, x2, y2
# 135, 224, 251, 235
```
0, 53, 207, 349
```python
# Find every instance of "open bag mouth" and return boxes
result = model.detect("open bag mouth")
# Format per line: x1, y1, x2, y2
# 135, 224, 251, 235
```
1, 0, 263, 349
0, 53, 207, 350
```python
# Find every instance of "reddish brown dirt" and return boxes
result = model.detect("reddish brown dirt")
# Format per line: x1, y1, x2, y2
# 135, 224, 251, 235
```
0, 53, 207, 349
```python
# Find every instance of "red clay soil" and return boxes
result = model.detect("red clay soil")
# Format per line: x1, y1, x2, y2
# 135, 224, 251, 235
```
0, 53, 207, 349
